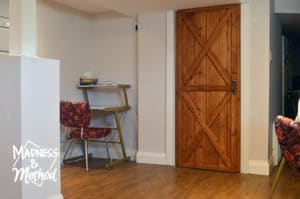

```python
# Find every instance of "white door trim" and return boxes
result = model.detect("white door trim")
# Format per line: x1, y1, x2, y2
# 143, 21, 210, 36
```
165, 11, 176, 166
240, 2, 250, 173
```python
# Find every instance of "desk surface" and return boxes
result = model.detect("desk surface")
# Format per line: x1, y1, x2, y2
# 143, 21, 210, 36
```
77, 84, 131, 89
78, 84, 131, 112
90, 106, 131, 112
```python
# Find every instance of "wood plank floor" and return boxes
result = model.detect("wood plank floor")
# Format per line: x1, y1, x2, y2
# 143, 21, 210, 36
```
62, 159, 300, 199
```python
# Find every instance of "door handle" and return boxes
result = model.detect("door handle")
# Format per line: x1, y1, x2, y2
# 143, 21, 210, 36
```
231, 80, 237, 95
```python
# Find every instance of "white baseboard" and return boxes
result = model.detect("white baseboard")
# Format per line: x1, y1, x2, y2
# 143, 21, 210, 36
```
47, 193, 63, 199
248, 160, 270, 175
136, 151, 166, 165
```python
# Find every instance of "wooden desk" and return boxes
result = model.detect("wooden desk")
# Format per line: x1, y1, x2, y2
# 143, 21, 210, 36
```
77, 84, 131, 169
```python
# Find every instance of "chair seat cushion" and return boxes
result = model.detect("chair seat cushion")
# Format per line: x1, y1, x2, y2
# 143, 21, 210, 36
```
71, 128, 111, 139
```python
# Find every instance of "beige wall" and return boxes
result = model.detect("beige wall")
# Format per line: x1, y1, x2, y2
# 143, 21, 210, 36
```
137, 13, 167, 164
246, 0, 271, 174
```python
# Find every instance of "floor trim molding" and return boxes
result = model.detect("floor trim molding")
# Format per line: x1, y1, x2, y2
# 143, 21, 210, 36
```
248, 160, 270, 175
136, 151, 166, 165
47, 193, 64, 199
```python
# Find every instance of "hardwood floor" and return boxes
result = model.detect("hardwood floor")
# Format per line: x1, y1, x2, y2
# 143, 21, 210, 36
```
62, 159, 300, 199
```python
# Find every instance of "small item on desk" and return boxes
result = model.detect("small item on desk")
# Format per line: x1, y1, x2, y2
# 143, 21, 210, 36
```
80, 77, 98, 85
102, 80, 118, 86
79, 71, 98, 85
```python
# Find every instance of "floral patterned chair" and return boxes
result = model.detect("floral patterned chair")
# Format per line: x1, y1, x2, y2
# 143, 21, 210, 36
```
271, 115, 300, 196
60, 101, 112, 171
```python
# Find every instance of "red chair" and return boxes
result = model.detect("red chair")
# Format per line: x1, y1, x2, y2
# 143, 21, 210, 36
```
60, 101, 112, 171
271, 115, 300, 196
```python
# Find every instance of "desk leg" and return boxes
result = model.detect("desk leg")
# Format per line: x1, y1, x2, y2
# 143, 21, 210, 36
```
114, 111, 127, 158
121, 87, 129, 107
82, 88, 89, 102
105, 111, 130, 169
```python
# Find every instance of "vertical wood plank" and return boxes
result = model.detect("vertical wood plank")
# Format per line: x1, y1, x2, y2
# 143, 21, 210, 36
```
194, 9, 207, 167
176, 13, 183, 165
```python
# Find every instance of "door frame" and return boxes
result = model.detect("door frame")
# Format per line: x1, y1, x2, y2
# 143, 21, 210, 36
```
165, 3, 250, 173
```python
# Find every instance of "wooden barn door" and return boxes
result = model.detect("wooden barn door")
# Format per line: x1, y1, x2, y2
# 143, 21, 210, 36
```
176, 5, 240, 172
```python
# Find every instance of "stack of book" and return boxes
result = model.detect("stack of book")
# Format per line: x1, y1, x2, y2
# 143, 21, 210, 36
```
79, 77, 98, 85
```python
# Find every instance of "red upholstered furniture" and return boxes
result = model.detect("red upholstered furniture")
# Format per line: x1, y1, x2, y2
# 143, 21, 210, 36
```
271, 115, 300, 196
60, 101, 112, 171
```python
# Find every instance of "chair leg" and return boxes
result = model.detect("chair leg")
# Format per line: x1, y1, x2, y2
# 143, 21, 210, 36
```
81, 140, 85, 155
63, 138, 74, 161
105, 137, 111, 161
84, 140, 89, 172
271, 158, 286, 197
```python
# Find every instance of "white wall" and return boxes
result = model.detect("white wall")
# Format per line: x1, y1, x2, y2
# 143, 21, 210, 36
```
37, 0, 91, 101
0, 55, 21, 199
37, 0, 93, 159
9, 0, 37, 56
137, 13, 167, 164
0, 0, 9, 17
88, 13, 137, 159
240, 0, 270, 175
275, 0, 300, 13
37, 1, 138, 160
0, 23, 9, 52
269, 0, 282, 166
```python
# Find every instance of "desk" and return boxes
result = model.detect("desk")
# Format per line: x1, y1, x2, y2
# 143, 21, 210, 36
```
77, 84, 131, 169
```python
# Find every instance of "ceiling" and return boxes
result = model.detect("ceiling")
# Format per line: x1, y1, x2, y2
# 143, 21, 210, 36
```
49, 0, 241, 16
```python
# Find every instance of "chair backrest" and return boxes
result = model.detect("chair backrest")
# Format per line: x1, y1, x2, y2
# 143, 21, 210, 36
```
275, 115, 300, 176
60, 101, 91, 128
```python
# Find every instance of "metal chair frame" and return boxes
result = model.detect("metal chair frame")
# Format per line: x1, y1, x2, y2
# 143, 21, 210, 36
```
61, 101, 111, 172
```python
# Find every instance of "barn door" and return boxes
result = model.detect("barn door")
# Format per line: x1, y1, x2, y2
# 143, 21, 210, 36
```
176, 5, 240, 172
